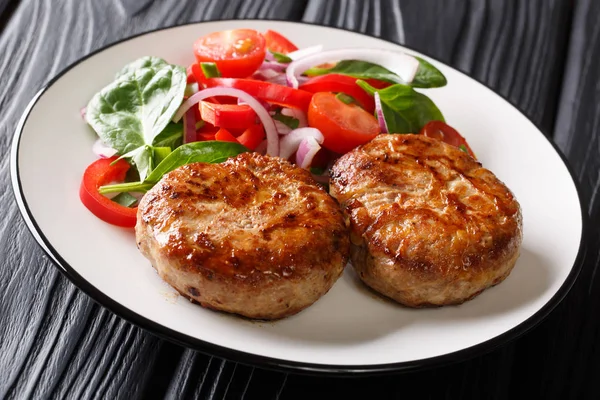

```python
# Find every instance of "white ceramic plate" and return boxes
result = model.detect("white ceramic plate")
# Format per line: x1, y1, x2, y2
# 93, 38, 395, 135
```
11, 20, 586, 374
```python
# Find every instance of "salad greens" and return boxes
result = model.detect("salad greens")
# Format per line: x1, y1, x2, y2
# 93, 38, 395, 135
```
357, 80, 445, 134
305, 58, 446, 88
86, 57, 187, 181
99, 141, 249, 194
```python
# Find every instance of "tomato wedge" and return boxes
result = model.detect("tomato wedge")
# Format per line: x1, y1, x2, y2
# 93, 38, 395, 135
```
300, 74, 376, 113
419, 121, 476, 159
205, 78, 313, 110
236, 124, 264, 150
193, 29, 266, 78
308, 92, 379, 154
200, 102, 257, 129
79, 157, 137, 228
264, 30, 298, 54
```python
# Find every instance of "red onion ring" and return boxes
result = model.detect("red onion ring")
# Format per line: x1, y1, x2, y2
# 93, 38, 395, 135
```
279, 127, 324, 160
374, 92, 388, 133
173, 87, 279, 156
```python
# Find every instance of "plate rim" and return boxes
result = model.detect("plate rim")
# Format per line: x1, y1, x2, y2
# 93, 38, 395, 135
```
9, 19, 589, 376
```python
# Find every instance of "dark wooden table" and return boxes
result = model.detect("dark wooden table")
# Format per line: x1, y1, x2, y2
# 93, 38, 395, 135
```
1, 0, 598, 398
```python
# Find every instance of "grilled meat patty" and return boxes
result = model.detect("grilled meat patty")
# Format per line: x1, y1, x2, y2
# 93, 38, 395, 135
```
136, 152, 349, 320
329, 134, 523, 307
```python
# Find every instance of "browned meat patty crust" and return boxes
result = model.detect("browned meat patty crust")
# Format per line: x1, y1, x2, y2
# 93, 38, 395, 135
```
136, 152, 349, 320
329, 134, 523, 307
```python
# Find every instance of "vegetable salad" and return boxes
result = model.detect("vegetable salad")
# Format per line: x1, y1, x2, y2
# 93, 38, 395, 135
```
80, 29, 474, 227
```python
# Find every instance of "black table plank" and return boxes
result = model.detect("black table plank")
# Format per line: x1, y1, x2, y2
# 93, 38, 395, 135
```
0, 0, 592, 399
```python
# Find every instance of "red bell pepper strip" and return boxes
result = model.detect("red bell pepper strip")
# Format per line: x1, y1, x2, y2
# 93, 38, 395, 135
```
79, 157, 137, 228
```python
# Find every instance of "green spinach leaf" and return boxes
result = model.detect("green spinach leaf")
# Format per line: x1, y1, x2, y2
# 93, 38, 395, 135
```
99, 141, 249, 194
86, 58, 187, 180
305, 58, 447, 88
357, 80, 444, 133
411, 57, 447, 88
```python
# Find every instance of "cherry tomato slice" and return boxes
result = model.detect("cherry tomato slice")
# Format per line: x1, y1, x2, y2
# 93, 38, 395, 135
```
193, 29, 266, 78
264, 30, 298, 54
79, 157, 137, 228
419, 121, 476, 159
308, 92, 379, 154
299, 74, 376, 113
205, 78, 313, 111
200, 102, 257, 130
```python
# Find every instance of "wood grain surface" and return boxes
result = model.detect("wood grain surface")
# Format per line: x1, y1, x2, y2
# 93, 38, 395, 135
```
0, 0, 597, 399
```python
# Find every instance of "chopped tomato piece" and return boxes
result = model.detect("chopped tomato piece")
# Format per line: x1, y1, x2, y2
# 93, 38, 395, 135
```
193, 29, 266, 78
307, 92, 379, 154
215, 128, 239, 143
264, 30, 298, 54
205, 78, 313, 111
79, 157, 137, 228
419, 121, 476, 159
200, 102, 257, 130
299, 74, 375, 113
236, 124, 264, 150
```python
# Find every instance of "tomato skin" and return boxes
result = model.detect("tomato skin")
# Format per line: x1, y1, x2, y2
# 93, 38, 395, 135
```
200, 102, 257, 129
236, 124, 264, 150
79, 157, 137, 228
264, 30, 298, 54
186, 65, 196, 84
299, 74, 375, 113
419, 121, 476, 158
205, 78, 313, 111
193, 29, 266, 78
308, 92, 379, 154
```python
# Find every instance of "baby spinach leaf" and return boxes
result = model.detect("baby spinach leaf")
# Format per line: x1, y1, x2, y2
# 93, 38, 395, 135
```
153, 122, 183, 149
411, 57, 447, 88
144, 141, 249, 183
115, 56, 168, 79
99, 141, 248, 194
86, 58, 187, 180
112, 192, 138, 207
306, 60, 402, 83
357, 80, 444, 133
305, 58, 447, 88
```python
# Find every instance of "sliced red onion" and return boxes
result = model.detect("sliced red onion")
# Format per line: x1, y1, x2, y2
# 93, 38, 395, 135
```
274, 120, 292, 135
92, 139, 118, 158
296, 136, 322, 168
183, 108, 196, 144
279, 127, 324, 160
264, 52, 275, 62
80, 107, 86, 121
281, 108, 308, 128
374, 92, 388, 133
287, 45, 324, 61
173, 87, 279, 156
286, 48, 420, 88
254, 68, 281, 80
265, 74, 288, 86
237, 97, 271, 112
259, 61, 287, 73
